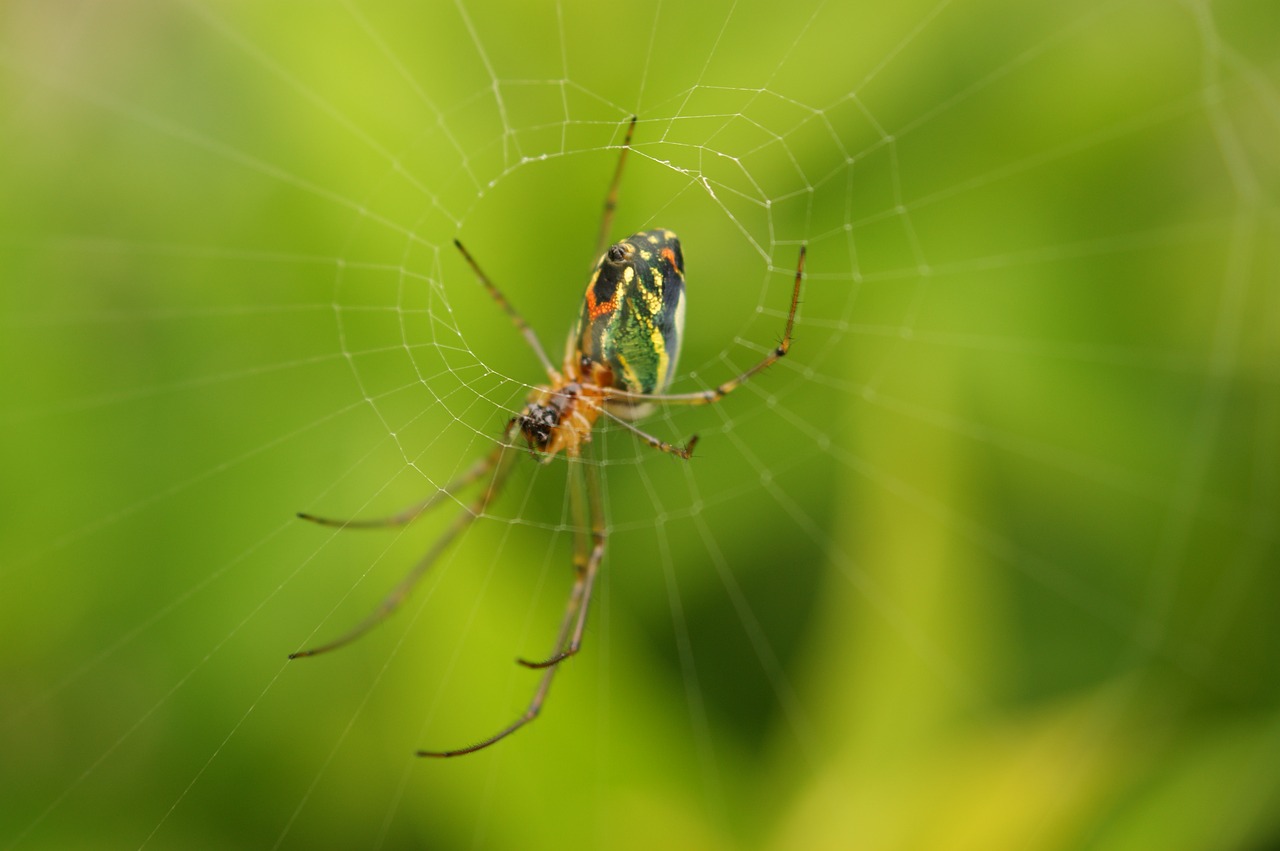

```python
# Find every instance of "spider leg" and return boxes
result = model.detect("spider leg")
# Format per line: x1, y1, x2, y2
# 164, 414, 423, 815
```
601, 245, 805, 409
517, 443, 606, 668
592, 401, 700, 461
418, 444, 606, 757
290, 426, 518, 660
453, 239, 558, 380
297, 440, 510, 529
591, 116, 637, 265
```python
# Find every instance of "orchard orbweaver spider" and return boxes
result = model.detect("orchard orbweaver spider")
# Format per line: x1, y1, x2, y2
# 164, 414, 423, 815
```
294, 117, 805, 757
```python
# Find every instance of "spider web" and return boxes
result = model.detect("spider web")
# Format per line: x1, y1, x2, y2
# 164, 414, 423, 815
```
2, 0, 1278, 848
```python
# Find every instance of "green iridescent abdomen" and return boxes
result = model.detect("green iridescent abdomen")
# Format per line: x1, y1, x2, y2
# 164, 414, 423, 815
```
573, 229, 686, 413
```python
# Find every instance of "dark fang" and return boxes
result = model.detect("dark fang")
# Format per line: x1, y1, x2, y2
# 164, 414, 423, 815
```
518, 403, 559, 449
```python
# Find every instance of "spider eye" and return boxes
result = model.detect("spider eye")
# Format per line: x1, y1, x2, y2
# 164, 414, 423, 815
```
607, 244, 627, 263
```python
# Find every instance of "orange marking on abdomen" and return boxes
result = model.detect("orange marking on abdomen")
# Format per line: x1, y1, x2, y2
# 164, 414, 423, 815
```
584, 286, 615, 320
661, 247, 680, 275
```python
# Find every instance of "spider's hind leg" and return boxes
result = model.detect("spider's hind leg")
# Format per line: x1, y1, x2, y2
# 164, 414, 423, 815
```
592, 115, 638, 264
454, 239, 558, 379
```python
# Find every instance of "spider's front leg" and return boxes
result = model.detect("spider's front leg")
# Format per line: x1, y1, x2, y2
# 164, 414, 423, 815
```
517, 448, 606, 669
290, 425, 518, 660
417, 445, 606, 757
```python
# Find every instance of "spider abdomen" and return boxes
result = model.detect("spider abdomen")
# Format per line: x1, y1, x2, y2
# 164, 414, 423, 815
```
574, 230, 686, 412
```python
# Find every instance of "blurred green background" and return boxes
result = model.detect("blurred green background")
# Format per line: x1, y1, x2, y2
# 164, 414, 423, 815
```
2, 0, 1278, 848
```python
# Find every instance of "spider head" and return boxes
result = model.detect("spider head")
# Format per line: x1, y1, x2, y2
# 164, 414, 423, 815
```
516, 402, 560, 457
515, 383, 587, 461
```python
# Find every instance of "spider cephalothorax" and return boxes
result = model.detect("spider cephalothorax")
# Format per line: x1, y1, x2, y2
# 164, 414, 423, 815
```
515, 383, 595, 458
294, 116, 805, 757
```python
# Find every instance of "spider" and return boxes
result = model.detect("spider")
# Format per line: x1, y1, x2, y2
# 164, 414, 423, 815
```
293, 116, 805, 757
